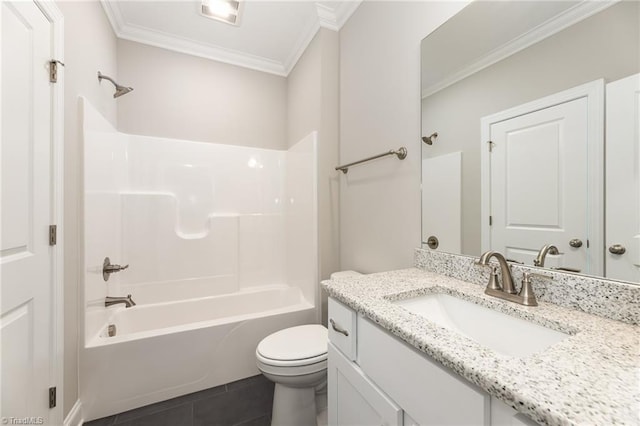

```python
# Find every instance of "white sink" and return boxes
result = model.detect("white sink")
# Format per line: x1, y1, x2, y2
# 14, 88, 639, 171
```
393, 293, 570, 357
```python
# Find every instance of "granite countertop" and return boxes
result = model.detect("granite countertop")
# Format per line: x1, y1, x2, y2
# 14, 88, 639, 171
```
322, 268, 640, 426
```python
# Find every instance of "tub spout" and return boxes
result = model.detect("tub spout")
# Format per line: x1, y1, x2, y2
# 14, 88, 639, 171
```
105, 294, 136, 308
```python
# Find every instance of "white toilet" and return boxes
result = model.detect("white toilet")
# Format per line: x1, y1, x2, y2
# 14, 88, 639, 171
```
256, 324, 328, 426
256, 271, 361, 426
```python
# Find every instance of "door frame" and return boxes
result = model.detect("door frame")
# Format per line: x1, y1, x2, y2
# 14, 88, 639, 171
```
33, 1, 65, 423
480, 79, 604, 275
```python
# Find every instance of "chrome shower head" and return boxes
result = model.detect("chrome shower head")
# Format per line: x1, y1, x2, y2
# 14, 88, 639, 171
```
114, 85, 134, 98
422, 132, 438, 145
98, 71, 134, 98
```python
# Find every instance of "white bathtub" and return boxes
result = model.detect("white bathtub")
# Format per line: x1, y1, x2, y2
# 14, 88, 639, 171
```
81, 286, 316, 421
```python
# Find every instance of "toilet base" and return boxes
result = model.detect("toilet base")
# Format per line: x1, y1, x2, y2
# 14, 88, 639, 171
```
271, 383, 317, 426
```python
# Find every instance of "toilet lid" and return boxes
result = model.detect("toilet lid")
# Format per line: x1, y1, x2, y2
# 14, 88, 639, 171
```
257, 324, 328, 362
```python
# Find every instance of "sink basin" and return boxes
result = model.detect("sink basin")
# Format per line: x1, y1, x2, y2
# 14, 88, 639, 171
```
393, 293, 569, 357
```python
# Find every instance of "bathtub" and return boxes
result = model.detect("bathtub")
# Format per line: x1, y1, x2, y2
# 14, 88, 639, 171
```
80, 285, 316, 421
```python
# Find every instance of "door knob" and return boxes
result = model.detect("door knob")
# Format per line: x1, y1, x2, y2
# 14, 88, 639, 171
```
569, 239, 583, 248
608, 244, 626, 255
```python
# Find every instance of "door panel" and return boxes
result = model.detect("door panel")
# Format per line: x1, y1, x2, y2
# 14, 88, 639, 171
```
606, 73, 640, 282
1, 1, 53, 421
487, 97, 589, 272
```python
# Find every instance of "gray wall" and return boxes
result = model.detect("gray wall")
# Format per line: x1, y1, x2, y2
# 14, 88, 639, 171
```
287, 29, 340, 323
339, 1, 469, 273
421, 1, 640, 256
117, 39, 288, 149
57, 0, 119, 416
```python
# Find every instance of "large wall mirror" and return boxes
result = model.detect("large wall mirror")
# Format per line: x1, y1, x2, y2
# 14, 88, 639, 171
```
420, 1, 639, 283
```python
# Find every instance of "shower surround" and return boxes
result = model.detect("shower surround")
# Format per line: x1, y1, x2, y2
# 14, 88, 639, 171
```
79, 98, 318, 420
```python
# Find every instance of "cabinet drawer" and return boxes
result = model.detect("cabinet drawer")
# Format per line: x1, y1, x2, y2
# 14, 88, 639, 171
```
357, 317, 490, 426
328, 344, 402, 426
328, 298, 357, 360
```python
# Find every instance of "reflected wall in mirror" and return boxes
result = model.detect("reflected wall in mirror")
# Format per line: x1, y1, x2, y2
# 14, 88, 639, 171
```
420, 1, 639, 283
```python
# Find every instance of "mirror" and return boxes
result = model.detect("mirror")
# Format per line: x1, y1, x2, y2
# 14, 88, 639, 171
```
420, 1, 639, 283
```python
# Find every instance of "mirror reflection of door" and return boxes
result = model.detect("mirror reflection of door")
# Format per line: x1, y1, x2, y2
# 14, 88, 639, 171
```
481, 80, 604, 276
606, 73, 640, 282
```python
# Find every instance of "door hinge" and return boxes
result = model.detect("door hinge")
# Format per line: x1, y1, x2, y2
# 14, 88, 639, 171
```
49, 60, 65, 83
49, 387, 56, 408
489, 215, 493, 226
49, 225, 57, 246
487, 141, 495, 152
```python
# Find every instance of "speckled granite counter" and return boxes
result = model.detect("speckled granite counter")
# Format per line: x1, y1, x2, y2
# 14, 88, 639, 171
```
322, 268, 640, 426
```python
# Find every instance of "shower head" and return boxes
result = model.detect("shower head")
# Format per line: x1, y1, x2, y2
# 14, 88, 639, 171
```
422, 132, 438, 145
114, 85, 134, 98
98, 71, 134, 98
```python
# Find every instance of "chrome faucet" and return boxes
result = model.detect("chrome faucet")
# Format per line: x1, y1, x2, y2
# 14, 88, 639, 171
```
105, 294, 136, 308
477, 251, 544, 306
476, 251, 516, 294
534, 244, 559, 267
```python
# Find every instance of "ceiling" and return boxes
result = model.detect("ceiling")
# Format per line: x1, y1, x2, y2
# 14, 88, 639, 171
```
101, 1, 361, 76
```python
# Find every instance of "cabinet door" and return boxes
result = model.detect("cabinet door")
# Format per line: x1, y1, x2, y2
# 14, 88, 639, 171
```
357, 318, 489, 426
328, 344, 402, 426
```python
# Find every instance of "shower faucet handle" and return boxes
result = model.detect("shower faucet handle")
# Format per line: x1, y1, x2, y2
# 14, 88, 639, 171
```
103, 257, 129, 282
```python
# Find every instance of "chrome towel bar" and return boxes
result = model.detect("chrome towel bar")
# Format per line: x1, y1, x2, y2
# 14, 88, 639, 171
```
335, 146, 407, 174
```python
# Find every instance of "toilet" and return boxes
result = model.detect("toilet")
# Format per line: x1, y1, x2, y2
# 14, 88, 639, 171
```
256, 271, 361, 426
256, 324, 328, 426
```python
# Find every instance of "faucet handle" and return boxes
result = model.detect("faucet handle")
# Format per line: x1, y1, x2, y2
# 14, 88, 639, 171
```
519, 272, 553, 306
487, 265, 502, 291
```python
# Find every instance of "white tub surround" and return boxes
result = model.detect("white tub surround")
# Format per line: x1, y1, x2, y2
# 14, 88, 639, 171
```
80, 98, 319, 421
322, 266, 639, 425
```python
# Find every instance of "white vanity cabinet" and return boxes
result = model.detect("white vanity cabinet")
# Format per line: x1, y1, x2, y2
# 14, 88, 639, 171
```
328, 298, 402, 426
327, 297, 538, 426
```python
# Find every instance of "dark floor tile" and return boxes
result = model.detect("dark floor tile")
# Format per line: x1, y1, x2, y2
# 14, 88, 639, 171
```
193, 379, 274, 426
116, 403, 193, 426
233, 415, 270, 426
226, 375, 269, 392
84, 415, 117, 426
114, 385, 225, 423
181, 384, 228, 404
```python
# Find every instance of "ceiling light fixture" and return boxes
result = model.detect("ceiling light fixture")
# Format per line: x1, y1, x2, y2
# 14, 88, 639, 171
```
201, 0, 242, 26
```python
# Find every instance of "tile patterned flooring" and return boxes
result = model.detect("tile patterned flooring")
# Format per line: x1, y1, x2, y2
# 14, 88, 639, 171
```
83, 375, 274, 426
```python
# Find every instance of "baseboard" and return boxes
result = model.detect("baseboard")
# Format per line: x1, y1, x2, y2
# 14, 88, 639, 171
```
64, 400, 84, 426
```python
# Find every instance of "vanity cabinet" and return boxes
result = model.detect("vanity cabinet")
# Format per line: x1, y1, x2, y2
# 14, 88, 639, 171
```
328, 298, 537, 426
327, 344, 402, 426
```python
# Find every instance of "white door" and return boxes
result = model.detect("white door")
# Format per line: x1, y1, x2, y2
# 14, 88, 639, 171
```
481, 81, 604, 274
422, 152, 462, 253
1, 1, 55, 422
606, 73, 640, 283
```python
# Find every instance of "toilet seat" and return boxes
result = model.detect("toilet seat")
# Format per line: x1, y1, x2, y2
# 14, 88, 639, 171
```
256, 324, 328, 375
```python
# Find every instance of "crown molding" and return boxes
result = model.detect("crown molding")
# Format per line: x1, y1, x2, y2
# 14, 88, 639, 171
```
316, 1, 362, 31
100, 1, 287, 76
332, 0, 362, 29
100, 0, 361, 77
316, 3, 340, 31
120, 22, 287, 76
100, 0, 126, 34
421, 0, 617, 98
